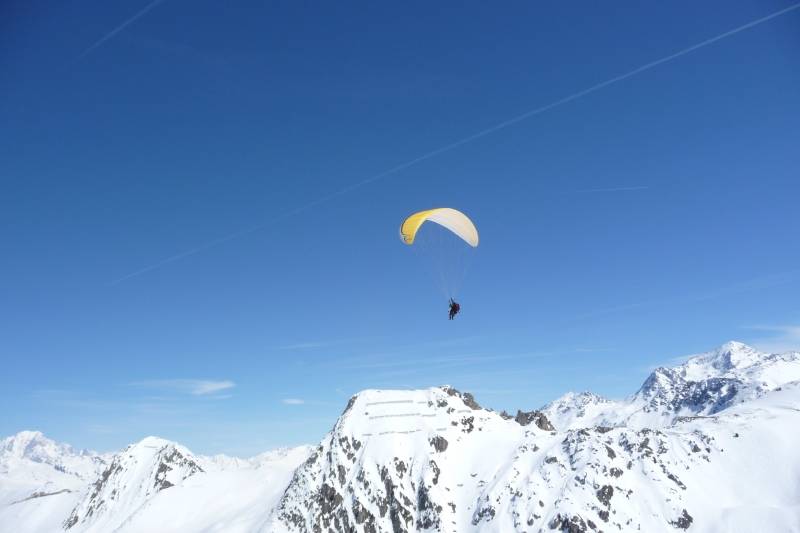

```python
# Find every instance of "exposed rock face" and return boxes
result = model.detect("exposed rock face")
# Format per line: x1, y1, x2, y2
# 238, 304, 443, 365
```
595, 485, 613, 507
671, 509, 694, 529
549, 513, 588, 533
514, 409, 555, 431
428, 436, 448, 452
637, 368, 744, 415
442, 386, 482, 410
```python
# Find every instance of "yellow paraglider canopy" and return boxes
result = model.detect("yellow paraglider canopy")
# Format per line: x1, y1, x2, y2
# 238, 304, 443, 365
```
399, 208, 479, 247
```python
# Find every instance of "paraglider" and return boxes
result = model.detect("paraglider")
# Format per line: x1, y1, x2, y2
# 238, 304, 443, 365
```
399, 208, 479, 248
448, 298, 460, 320
400, 208, 478, 319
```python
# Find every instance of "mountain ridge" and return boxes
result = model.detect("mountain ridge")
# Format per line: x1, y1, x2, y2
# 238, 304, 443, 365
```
3, 340, 800, 532
542, 340, 800, 431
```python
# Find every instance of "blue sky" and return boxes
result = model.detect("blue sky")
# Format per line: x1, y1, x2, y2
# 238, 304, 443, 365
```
2, 0, 799, 456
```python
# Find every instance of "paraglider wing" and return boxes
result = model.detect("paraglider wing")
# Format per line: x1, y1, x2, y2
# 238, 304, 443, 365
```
399, 208, 479, 247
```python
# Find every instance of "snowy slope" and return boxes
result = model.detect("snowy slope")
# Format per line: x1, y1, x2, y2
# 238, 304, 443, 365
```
537, 392, 619, 431
270, 386, 547, 532
3, 341, 800, 532
110, 446, 313, 533
0, 432, 313, 533
60, 437, 313, 533
63, 437, 207, 532
670, 382, 800, 532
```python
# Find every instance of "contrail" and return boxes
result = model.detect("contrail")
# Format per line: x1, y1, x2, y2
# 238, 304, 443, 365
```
576, 186, 650, 193
110, 2, 800, 284
74, 0, 167, 62
574, 269, 800, 320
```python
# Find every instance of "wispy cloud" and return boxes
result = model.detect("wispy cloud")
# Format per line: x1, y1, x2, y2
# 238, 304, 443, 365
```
281, 398, 305, 405
644, 327, 800, 370
575, 186, 649, 193
576, 270, 800, 320
276, 337, 379, 351
454, 388, 523, 396
690, 272, 799, 303
745, 325, 800, 353
326, 352, 559, 383
278, 342, 331, 350
666, 354, 695, 366
125, 34, 227, 68
85, 424, 119, 435
132, 379, 236, 396
107, 3, 800, 284
207, 394, 234, 400
340, 352, 552, 371
30, 389, 125, 411
311, 336, 485, 368
399, 367, 546, 387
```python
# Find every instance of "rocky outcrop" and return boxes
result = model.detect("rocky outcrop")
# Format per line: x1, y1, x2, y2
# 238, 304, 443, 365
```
442, 386, 482, 410
514, 409, 555, 431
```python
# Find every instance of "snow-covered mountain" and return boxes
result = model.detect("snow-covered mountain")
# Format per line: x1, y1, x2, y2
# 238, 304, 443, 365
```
1, 430, 108, 481
2, 341, 800, 532
537, 391, 615, 431
0, 432, 313, 533
270, 382, 800, 533
542, 340, 800, 430
0, 431, 108, 533
63, 437, 206, 531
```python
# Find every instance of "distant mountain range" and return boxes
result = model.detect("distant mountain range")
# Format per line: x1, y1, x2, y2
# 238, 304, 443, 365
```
2, 341, 799, 532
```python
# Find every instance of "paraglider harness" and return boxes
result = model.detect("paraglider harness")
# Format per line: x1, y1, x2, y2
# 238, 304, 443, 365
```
448, 298, 460, 320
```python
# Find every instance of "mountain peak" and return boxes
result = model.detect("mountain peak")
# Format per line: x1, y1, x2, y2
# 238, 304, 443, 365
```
1, 430, 73, 462
563, 391, 607, 402
1, 430, 107, 483
13, 429, 45, 440
629, 340, 800, 421
538, 391, 617, 431
708, 341, 761, 369
716, 340, 751, 352
671, 341, 768, 383
5, 429, 46, 446
134, 436, 177, 449
64, 435, 204, 531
